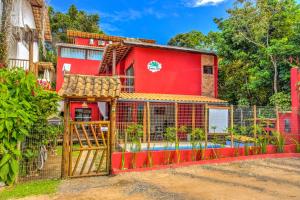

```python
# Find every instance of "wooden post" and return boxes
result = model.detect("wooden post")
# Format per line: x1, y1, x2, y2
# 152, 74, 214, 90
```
276, 107, 280, 133
110, 99, 117, 153
112, 49, 116, 75
175, 103, 178, 141
143, 102, 147, 143
230, 105, 234, 148
253, 105, 257, 139
192, 104, 196, 133
204, 104, 208, 148
29, 36, 34, 73
147, 102, 151, 148
62, 100, 70, 178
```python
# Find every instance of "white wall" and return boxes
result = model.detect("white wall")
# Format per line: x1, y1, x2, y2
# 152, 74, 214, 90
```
11, 0, 36, 29
33, 41, 39, 62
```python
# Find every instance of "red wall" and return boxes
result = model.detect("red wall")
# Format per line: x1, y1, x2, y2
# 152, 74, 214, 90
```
70, 102, 100, 121
119, 47, 218, 96
74, 38, 110, 47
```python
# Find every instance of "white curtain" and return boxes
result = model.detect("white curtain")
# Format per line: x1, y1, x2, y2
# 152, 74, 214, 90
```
98, 102, 108, 120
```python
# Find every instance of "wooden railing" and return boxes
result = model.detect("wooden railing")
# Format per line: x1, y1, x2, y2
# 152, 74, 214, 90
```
117, 75, 135, 93
8, 58, 30, 70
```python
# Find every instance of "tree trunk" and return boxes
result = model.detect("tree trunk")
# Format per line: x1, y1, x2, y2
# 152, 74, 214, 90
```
270, 55, 278, 94
0, 0, 13, 66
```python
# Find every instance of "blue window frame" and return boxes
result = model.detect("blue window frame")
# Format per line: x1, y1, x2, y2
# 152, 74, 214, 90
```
61, 47, 85, 59
87, 50, 103, 60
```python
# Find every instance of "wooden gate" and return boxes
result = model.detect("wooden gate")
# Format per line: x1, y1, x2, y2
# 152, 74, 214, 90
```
67, 121, 110, 177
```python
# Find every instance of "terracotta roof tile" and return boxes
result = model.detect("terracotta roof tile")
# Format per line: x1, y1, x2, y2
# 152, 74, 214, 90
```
31, 5, 52, 41
58, 74, 121, 99
119, 93, 227, 104
67, 30, 156, 44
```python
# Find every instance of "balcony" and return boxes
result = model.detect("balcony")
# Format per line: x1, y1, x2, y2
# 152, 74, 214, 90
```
8, 59, 30, 70
118, 75, 134, 93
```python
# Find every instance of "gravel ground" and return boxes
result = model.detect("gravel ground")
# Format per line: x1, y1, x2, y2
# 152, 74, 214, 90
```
20, 158, 300, 200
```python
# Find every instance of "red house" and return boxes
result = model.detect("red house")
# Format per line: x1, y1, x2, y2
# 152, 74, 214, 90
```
56, 31, 225, 137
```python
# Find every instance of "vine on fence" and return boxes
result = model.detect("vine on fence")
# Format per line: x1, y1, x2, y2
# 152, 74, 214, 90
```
0, 68, 60, 185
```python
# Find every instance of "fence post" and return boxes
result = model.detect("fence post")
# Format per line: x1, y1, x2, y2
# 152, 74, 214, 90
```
147, 102, 151, 149
204, 104, 208, 148
143, 102, 147, 143
230, 105, 234, 148
175, 102, 178, 141
192, 104, 196, 133
62, 100, 70, 178
110, 99, 117, 153
253, 105, 257, 139
276, 107, 280, 133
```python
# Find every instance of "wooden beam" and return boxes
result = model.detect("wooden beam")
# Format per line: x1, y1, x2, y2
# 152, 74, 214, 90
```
276, 107, 280, 133
230, 105, 234, 148
62, 100, 70, 178
112, 49, 116, 75
204, 104, 208, 148
110, 99, 117, 153
147, 102, 151, 148
175, 103, 178, 141
143, 102, 147, 143
192, 104, 196, 132
29, 35, 34, 73
253, 105, 257, 139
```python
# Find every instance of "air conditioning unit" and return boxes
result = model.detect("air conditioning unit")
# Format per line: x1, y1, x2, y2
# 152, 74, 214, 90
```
98, 40, 105, 46
89, 39, 94, 45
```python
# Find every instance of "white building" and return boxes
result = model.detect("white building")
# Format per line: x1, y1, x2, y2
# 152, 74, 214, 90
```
0, 0, 53, 85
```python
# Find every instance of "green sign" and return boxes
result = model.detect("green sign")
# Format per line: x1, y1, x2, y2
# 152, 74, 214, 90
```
147, 61, 162, 72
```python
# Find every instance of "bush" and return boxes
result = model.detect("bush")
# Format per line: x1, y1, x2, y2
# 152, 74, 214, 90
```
0, 68, 60, 185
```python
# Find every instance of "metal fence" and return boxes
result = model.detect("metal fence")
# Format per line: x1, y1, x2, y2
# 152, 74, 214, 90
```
19, 123, 63, 182
115, 101, 300, 152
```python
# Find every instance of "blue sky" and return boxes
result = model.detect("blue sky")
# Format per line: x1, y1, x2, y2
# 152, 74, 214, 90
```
48, 0, 239, 44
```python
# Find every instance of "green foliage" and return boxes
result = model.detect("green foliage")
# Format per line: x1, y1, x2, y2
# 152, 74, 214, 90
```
273, 131, 285, 153
49, 4, 103, 43
168, 0, 300, 105
0, 68, 60, 185
0, 179, 60, 200
270, 92, 291, 111
126, 124, 143, 152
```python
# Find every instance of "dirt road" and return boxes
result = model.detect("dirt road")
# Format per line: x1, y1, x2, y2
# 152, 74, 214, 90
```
22, 158, 300, 200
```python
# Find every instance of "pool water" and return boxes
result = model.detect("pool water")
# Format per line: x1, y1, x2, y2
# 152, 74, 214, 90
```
225, 141, 254, 147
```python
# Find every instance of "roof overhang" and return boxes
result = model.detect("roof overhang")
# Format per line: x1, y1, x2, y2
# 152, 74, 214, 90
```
58, 74, 121, 100
119, 93, 227, 104
56, 43, 105, 51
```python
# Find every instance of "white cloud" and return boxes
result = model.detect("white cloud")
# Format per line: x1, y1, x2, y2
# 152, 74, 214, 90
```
184, 0, 226, 7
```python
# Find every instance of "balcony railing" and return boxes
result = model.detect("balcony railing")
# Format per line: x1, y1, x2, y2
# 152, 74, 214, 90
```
117, 75, 135, 93
8, 59, 29, 70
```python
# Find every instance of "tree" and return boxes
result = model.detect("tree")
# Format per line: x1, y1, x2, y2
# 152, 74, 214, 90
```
49, 4, 103, 44
168, 30, 217, 50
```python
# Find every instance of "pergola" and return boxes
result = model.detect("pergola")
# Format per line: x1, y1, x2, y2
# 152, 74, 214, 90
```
58, 74, 121, 177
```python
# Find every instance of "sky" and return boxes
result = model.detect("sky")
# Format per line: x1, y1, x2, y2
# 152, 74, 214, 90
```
48, 0, 238, 44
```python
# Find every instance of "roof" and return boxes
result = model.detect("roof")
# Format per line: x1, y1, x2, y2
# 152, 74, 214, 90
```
119, 93, 227, 104
67, 30, 156, 44
99, 41, 217, 72
100, 43, 131, 73
58, 74, 121, 99
30, 1, 52, 41
123, 40, 216, 55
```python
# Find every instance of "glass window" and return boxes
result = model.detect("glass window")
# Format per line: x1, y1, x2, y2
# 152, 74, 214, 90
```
61, 47, 85, 59
75, 108, 92, 121
204, 66, 213, 74
284, 119, 291, 133
125, 65, 134, 92
87, 50, 103, 61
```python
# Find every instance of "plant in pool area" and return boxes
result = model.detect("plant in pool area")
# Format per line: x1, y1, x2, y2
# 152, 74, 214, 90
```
210, 126, 220, 159
291, 138, 300, 153
273, 131, 285, 153
121, 146, 126, 170
190, 128, 206, 161
126, 124, 143, 168
164, 127, 176, 164
175, 126, 186, 163
244, 142, 249, 156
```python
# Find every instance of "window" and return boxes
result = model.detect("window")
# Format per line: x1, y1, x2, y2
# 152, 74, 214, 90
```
61, 47, 85, 59
125, 65, 134, 92
123, 106, 133, 122
284, 119, 291, 133
75, 108, 92, 121
87, 50, 103, 61
204, 66, 213, 74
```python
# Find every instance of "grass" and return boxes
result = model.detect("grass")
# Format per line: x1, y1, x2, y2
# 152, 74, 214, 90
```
0, 179, 60, 200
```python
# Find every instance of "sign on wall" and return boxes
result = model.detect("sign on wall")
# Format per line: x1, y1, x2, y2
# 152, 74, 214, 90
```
208, 108, 229, 134
147, 61, 162, 72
